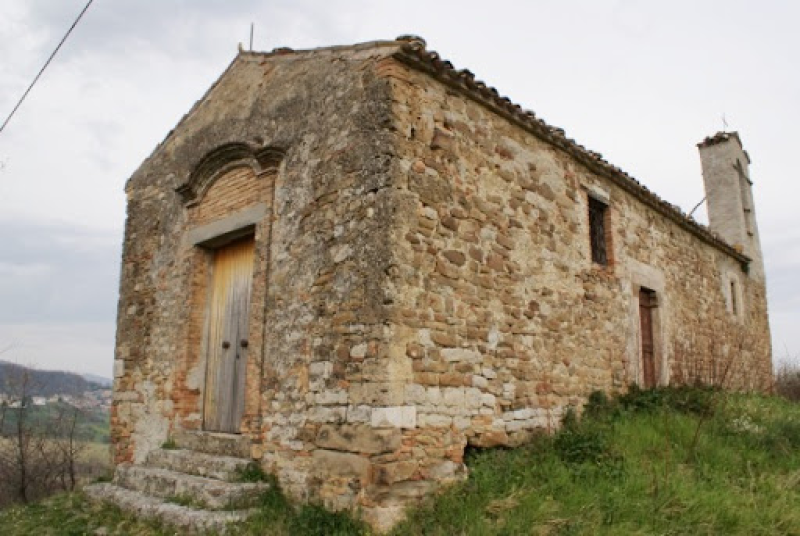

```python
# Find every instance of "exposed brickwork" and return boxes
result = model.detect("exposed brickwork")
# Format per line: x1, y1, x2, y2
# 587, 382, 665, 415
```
111, 38, 772, 531
190, 166, 265, 224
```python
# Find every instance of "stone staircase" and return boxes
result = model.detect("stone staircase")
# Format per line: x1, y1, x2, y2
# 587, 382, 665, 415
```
85, 431, 267, 534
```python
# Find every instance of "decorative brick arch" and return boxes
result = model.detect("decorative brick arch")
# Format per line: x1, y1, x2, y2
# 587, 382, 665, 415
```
176, 142, 286, 207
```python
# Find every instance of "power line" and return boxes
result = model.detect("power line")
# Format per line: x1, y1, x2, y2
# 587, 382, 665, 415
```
0, 0, 95, 136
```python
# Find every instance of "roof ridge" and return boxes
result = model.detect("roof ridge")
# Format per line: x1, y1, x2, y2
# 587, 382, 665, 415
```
239, 39, 402, 59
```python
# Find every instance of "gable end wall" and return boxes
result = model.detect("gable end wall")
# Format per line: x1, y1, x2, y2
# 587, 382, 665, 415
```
112, 49, 403, 490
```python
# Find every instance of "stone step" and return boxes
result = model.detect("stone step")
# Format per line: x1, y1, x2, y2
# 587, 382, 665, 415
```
84, 483, 255, 534
114, 464, 267, 510
146, 448, 254, 482
172, 430, 251, 458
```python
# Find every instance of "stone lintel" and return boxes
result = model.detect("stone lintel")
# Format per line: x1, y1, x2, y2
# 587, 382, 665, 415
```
187, 203, 266, 247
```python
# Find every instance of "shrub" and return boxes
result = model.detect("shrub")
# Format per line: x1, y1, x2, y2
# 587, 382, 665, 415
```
775, 361, 800, 402
554, 412, 621, 475
584, 389, 618, 420
758, 418, 800, 458
618, 384, 716, 417
554, 425, 610, 465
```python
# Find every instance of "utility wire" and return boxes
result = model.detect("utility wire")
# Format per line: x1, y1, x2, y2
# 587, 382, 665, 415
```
0, 0, 95, 135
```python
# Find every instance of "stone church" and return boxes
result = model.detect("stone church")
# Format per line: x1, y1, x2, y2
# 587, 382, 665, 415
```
93, 36, 772, 531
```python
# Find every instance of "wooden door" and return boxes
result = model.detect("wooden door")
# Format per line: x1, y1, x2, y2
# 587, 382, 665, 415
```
203, 238, 255, 433
639, 289, 656, 389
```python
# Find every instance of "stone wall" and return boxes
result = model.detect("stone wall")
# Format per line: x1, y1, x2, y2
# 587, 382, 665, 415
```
365, 53, 772, 521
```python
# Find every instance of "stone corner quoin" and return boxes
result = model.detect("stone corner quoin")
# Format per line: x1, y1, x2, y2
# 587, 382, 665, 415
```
109, 35, 772, 531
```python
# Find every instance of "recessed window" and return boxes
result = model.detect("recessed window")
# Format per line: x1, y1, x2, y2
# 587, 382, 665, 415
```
588, 196, 610, 265
725, 274, 745, 319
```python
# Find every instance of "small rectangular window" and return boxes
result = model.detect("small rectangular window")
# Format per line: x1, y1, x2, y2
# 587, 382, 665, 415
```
730, 280, 738, 315
588, 196, 609, 265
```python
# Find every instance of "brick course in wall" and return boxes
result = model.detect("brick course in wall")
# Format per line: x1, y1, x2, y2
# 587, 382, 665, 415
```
111, 37, 772, 531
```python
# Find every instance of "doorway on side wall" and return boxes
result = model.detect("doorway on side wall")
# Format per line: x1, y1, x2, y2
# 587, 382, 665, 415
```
203, 236, 255, 433
639, 287, 658, 389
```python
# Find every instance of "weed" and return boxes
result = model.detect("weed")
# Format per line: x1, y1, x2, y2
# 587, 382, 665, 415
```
560, 405, 579, 428
584, 389, 617, 419
160, 438, 178, 450
618, 384, 716, 417
554, 424, 609, 465
255, 481, 290, 512
234, 462, 269, 483
165, 493, 203, 509
288, 503, 368, 536
93, 473, 112, 483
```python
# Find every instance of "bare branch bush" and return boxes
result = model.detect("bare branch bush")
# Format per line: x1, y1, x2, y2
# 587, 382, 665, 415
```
774, 359, 800, 403
670, 326, 759, 391
668, 326, 763, 459
0, 364, 88, 507
52, 404, 88, 492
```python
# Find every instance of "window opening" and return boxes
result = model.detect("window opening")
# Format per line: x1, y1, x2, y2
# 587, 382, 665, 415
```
730, 280, 739, 316
734, 159, 754, 237
588, 196, 609, 265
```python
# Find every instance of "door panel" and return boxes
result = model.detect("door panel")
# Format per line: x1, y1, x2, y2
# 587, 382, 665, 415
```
639, 289, 656, 389
204, 238, 255, 433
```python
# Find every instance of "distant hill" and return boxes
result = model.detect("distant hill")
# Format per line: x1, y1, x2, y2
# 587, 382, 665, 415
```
81, 373, 112, 387
0, 361, 103, 397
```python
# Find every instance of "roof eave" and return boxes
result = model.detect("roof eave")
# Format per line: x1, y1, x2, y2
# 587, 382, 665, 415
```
391, 44, 751, 267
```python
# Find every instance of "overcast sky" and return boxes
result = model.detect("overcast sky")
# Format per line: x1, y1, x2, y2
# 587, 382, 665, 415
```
1, 0, 798, 378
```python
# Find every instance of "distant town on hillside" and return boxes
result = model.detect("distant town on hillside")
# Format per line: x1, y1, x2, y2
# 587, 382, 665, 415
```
0, 360, 111, 412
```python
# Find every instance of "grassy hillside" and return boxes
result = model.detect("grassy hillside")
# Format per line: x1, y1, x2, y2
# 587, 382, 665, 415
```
1, 387, 799, 535
395, 388, 800, 535
1, 402, 110, 443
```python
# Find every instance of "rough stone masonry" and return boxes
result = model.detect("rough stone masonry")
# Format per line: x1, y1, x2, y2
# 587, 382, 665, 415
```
109, 36, 771, 530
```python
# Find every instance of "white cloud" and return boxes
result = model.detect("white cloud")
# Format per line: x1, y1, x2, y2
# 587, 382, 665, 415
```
0, 261, 53, 279
0, 322, 115, 378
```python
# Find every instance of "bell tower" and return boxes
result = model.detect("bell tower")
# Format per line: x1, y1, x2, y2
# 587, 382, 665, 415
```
698, 132, 765, 280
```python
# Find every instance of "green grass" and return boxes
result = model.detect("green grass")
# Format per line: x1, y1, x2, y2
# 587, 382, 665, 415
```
240, 485, 369, 536
1, 389, 799, 535
0, 493, 172, 536
0, 403, 110, 443
0, 480, 369, 536
159, 438, 178, 450
393, 388, 800, 536
234, 461, 270, 483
